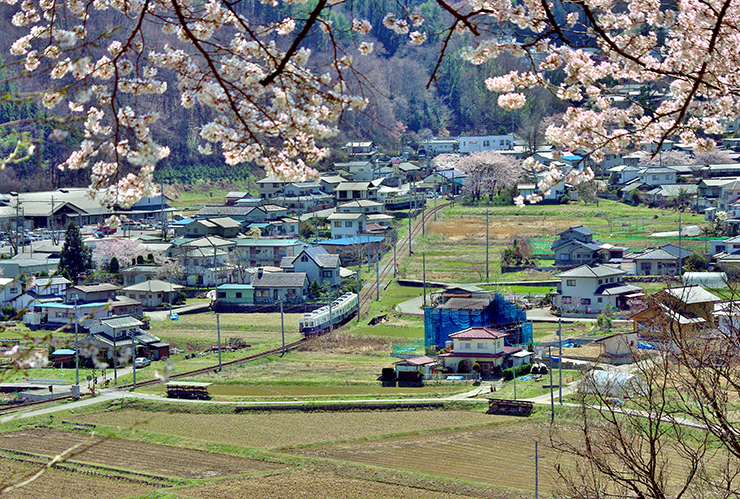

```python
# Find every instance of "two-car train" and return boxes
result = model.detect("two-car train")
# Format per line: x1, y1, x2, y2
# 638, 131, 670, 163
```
299, 292, 359, 336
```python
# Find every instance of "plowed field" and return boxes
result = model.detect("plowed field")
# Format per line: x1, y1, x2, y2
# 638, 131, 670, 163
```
0, 459, 154, 499
0, 429, 282, 479
179, 469, 519, 498
295, 423, 558, 493
66, 409, 510, 449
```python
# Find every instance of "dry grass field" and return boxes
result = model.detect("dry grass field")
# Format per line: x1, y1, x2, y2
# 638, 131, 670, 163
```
405, 200, 712, 284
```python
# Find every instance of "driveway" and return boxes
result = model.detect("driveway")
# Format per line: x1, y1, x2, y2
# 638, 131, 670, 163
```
146, 302, 210, 321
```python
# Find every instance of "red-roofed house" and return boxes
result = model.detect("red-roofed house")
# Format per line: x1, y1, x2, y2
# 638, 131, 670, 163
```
439, 327, 513, 377
394, 355, 437, 380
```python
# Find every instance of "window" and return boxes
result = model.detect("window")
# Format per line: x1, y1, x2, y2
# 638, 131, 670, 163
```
477, 342, 485, 349
345, 221, 353, 227
217, 292, 226, 298
333, 221, 342, 227
652, 175, 659, 180
562, 296, 572, 304
301, 255, 308, 262
598, 279, 602, 284
236, 292, 242, 298
464, 342, 471, 349
566, 279, 576, 286
597, 297, 603, 303
139, 294, 146, 299
560, 254, 570, 261
581, 298, 591, 305
322, 270, 333, 278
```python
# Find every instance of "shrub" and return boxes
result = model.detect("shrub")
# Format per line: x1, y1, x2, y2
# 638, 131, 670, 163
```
503, 363, 532, 381
560, 195, 571, 204
2, 306, 17, 320
381, 367, 396, 382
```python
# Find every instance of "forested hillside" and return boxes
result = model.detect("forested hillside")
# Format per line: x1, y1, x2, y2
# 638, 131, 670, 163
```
0, 0, 567, 193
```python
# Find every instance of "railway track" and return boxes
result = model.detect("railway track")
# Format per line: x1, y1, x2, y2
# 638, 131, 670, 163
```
0, 201, 450, 415
357, 200, 451, 314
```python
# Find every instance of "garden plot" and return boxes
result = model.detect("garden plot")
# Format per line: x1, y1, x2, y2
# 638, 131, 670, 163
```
0, 429, 281, 479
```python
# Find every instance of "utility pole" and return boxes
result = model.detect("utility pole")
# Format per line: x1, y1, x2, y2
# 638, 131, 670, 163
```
132, 335, 137, 390
356, 268, 361, 322
73, 294, 79, 386
280, 301, 285, 355
375, 249, 380, 301
558, 318, 563, 404
328, 289, 333, 332
434, 191, 437, 220
408, 207, 412, 256
421, 199, 425, 236
160, 184, 168, 240
393, 231, 397, 278
513, 366, 517, 400
533, 441, 540, 499
678, 215, 682, 277
549, 346, 555, 424
486, 211, 489, 282
217, 312, 222, 371
423, 252, 427, 308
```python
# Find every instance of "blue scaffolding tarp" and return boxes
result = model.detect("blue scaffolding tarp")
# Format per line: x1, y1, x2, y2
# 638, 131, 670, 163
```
424, 292, 532, 348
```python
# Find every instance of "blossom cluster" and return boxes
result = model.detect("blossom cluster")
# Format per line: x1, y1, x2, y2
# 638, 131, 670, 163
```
3, 0, 376, 208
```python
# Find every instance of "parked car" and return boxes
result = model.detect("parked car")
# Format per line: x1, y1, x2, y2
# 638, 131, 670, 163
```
134, 357, 151, 368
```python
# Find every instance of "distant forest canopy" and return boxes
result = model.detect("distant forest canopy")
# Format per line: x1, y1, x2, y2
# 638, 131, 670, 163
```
0, 0, 570, 193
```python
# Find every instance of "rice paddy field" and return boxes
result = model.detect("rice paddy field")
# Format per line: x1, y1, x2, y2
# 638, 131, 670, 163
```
4, 400, 553, 498
403, 199, 715, 284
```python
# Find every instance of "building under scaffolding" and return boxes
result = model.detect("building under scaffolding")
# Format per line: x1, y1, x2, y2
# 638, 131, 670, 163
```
424, 287, 533, 349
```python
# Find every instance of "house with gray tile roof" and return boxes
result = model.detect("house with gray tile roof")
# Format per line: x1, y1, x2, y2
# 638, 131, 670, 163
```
628, 244, 694, 276
280, 245, 341, 287
552, 226, 604, 266
252, 270, 309, 303
554, 264, 643, 313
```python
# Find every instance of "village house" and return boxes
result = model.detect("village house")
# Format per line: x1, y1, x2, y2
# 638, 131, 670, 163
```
177, 217, 242, 239
252, 270, 309, 303
123, 280, 184, 310
280, 245, 341, 287
66, 283, 119, 303
257, 177, 291, 199
552, 226, 604, 266
625, 244, 693, 276
336, 199, 384, 214
215, 283, 255, 305
631, 285, 722, 336
319, 236, 386, 264
335, 161, 376, 181
438, 327, 515, 378
26, 296, 143, 328
84, 315, 169, 361
394, 356, 437, 380
459, 135, 514, 154
334, 181, 381, 202
231, 238, 306, 268
121, 265, 160, 286
326, 212, 367, 239
553, 264, 644, 313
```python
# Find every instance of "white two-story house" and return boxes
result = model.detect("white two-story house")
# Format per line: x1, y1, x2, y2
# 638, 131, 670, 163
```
326, 212, 366, 239
438, 327, 512, 378
553, 264, 643, 313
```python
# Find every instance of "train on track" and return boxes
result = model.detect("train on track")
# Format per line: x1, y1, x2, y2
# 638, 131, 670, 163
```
299, 292, 359, 336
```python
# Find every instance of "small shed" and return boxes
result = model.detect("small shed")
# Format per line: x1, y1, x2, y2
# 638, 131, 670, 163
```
51, 348, 75, 368
148, 342, 170, 360
510, 350, 534, 368
594, 332, 638, 357
394, 355, 437, 380
579, 370, 647, 398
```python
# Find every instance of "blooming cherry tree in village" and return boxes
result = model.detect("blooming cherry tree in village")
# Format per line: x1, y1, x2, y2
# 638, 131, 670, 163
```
1, 0, 739, 209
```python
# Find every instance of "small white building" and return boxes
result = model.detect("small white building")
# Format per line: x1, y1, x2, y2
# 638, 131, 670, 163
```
326, 212, 367, 239
459, 135, 514, 154
553, 264, 643, 313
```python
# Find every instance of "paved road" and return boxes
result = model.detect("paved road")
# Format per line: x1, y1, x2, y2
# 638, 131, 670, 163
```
145, 303, 210, 321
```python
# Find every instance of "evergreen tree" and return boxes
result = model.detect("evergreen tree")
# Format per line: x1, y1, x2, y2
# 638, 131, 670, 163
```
109, 257, 120, 274
59, 222, 92, 282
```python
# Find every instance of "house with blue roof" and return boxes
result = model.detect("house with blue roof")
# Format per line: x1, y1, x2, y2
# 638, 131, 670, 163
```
319, 236, 386, 265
